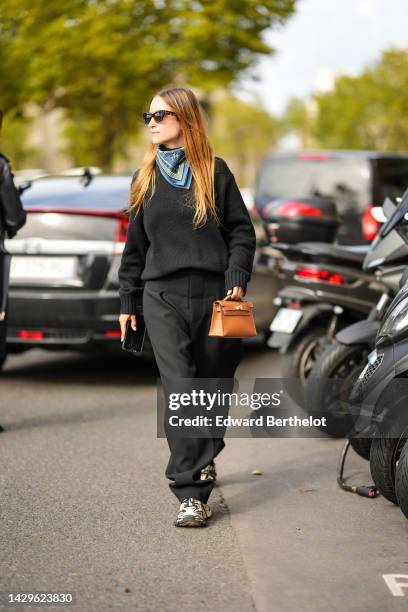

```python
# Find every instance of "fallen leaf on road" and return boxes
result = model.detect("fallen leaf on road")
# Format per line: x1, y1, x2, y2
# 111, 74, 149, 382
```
251, 469, 263, 475
300, 488, 317, 493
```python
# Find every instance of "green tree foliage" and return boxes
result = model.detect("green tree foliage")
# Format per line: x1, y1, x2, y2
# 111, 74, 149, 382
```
0, 113, 36, 167
282, 49, 408, 152
281, 96, 317, 148
314, 49, 408, 150
0, 0, 297, 169
210, 92, 280, 184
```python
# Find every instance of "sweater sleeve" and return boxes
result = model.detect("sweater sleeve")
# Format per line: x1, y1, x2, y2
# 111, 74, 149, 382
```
118, 172, 150, 314
220, 165, 257, 296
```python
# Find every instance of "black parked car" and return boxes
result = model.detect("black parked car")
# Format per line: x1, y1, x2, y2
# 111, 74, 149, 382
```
255, 150, 408, 245
2, 170, 276, 368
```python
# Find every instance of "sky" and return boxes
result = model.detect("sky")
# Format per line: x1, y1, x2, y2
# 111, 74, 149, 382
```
236, 0, 408, 117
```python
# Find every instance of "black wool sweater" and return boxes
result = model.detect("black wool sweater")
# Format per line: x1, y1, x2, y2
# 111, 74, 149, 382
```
118, 157, 257, 314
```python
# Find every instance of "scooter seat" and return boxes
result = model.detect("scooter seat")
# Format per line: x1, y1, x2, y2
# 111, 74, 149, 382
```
273, 242, 369, 267
297, 242, 369, 264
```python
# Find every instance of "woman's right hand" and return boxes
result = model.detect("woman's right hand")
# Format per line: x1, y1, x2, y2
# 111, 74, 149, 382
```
119, 313, 137, 342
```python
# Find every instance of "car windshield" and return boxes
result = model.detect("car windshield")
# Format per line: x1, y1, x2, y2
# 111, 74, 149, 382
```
256, 157, 371, 209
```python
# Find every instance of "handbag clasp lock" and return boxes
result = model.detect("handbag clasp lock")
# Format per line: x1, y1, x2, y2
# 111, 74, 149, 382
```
236, 305, 243, 310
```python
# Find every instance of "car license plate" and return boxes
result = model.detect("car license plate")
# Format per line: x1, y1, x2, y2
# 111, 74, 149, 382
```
270, 307, 303, 333
10, 256, 78, 281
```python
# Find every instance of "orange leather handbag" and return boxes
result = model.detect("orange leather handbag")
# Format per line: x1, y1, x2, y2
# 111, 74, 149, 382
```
208, 295, 257, 338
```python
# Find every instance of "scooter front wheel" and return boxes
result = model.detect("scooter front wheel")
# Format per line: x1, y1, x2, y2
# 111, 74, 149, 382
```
370, 433, 407, 505
304, 341, 369, 438
369, 382, 408, 505
395, 440, 408, 519
280, 325, 332, 407
349, 437, 372, 460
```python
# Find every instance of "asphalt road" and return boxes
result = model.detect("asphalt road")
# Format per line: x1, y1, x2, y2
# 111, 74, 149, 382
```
1, 344, 408, 612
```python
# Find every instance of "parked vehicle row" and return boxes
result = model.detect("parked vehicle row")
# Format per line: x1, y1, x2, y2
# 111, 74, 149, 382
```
255, 150, 408, 245
287, 187, 408, 523
5, 152, 408, 520
304, 193, 408, 434
6, 149, 408, 371
347, 192, 408, 521
1, 169, 277, 370
258, 149, 408, 405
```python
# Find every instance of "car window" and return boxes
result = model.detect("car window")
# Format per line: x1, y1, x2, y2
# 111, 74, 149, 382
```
376, 159, 408, 202
256, 158, 371, 212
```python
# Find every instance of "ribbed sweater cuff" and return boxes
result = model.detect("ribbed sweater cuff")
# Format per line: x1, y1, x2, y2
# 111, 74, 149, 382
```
225, 269, 250, 295
119, 293, 139, 315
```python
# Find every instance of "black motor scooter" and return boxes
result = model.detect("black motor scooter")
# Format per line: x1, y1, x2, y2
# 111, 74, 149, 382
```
268, 240, 384, 396
305, 189, 408, 443
348, 274, 408, 520
345, 190, 408, 520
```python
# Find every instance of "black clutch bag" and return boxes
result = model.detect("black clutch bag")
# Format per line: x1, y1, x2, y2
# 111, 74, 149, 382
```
121, 306, 146, 353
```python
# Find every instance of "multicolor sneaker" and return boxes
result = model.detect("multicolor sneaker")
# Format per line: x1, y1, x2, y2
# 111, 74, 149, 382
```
200, 460, 217, 481
174, 497, 213, 527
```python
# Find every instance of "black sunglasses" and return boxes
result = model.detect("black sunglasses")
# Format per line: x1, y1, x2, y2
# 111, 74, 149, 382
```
142, 110, 177, 125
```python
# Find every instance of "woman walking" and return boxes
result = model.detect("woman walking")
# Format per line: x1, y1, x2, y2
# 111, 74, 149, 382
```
118, 86, 256, 527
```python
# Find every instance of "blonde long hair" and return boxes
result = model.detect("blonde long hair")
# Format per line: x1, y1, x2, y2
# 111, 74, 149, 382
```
128, 87, 221, 229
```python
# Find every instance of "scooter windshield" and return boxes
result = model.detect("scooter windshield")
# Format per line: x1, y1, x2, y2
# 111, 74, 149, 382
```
380, 186, 408, 238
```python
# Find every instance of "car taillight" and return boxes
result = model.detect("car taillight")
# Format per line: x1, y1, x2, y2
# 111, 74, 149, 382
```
18, 330, 44, 339
115, 215, 129, 242
295, 267, 344, 284
297, 153, 329, 161
105, 330, 122, 337
278, 201, 324, 217
362, 205, 380, 242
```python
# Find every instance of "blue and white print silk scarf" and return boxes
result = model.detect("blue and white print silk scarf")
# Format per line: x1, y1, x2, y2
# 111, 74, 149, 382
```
156, 143, 193, 189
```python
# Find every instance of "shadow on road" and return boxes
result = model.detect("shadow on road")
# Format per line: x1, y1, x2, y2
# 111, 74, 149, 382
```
2, 349, 159, 386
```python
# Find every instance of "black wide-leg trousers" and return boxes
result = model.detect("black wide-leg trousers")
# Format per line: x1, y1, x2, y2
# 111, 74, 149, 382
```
142, 268, 244, 503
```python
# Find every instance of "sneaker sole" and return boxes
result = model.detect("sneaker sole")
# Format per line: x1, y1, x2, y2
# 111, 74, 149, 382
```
174, 517, 208, 527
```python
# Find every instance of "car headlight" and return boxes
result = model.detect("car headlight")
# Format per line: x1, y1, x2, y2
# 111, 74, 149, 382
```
378, 295, 408, 339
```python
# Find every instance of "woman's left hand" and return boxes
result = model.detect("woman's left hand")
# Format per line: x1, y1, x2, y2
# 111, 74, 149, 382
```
226, 286, 245, 299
